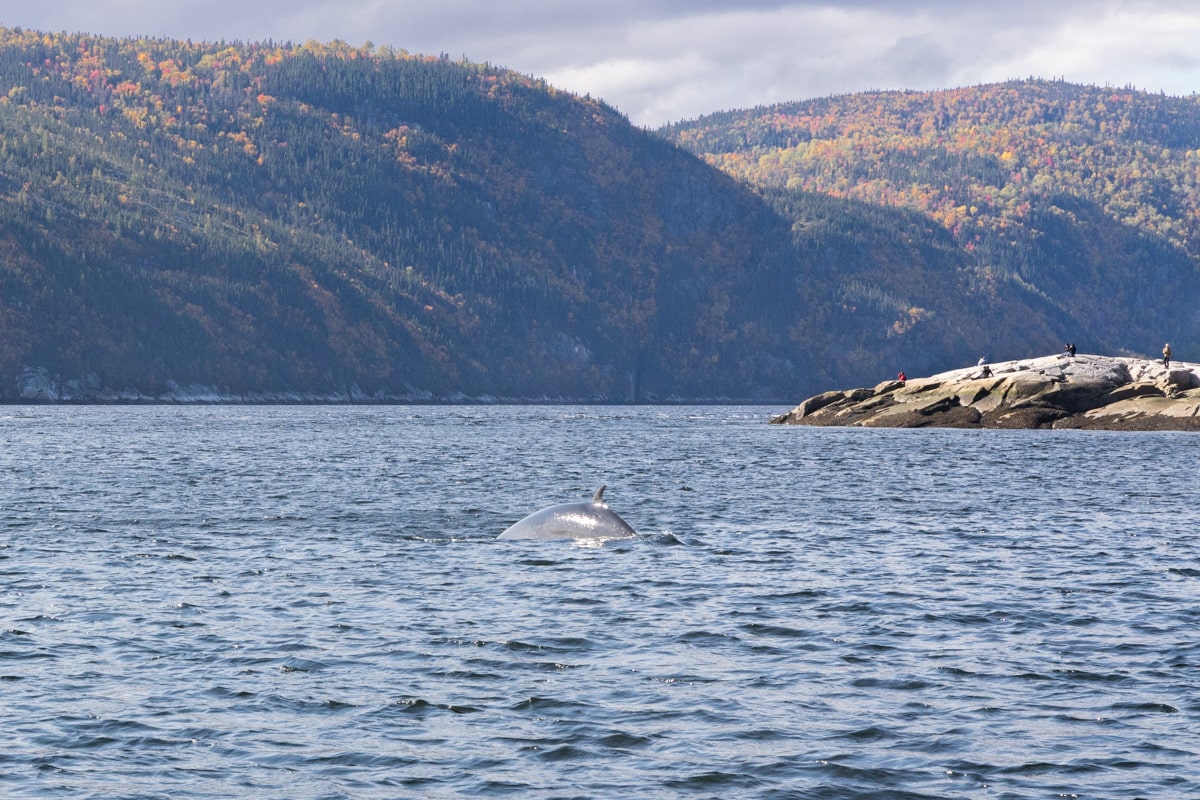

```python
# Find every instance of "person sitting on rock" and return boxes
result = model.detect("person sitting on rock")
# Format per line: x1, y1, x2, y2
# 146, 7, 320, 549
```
1064, 342, 1076, 358
1163, 343, 1172, 368
897, 371, 906, 384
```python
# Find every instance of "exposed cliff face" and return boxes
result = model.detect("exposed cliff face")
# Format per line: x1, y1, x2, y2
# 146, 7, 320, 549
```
769, 355, 1200, 430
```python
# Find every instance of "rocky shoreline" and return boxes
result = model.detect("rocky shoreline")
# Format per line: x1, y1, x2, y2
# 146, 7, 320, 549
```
770, 353, 1200, 430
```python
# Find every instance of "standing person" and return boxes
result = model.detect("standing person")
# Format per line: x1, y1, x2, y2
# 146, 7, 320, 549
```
1163, 343, 1172, 368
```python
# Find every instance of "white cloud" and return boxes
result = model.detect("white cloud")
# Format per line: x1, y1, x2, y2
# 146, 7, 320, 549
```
984, 8, 1200, 93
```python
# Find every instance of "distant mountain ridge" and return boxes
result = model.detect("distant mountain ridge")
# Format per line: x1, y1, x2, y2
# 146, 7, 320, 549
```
663, 79, 1200, 369
0, 29, 1195, 402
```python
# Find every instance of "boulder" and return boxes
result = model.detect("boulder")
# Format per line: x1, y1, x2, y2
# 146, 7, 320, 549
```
770, 354, 1200, 431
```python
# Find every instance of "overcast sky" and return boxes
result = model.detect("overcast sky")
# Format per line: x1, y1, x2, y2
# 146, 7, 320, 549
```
4, 1, 1200, 126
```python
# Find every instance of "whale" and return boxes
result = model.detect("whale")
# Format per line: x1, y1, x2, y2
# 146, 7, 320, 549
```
497, 485, 638, 542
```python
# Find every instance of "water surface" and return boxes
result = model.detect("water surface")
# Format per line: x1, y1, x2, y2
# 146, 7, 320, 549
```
3, 406, 1198, 798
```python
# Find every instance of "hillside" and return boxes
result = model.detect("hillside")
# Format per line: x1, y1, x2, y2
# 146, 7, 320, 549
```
0, 32, 1193, 402
664, 80, 1200, 371
0, 28, 846, 401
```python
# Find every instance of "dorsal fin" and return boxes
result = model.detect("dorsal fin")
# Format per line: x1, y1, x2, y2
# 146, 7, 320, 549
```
592, 485, 607, 503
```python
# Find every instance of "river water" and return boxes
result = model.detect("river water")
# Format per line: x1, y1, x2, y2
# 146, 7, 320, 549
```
2, 405, 1198, 799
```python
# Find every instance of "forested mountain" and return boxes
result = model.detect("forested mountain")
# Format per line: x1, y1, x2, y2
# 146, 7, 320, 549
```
0, 28, 821, 401
0, 29, 1194, 402
663, 80, 1200, 374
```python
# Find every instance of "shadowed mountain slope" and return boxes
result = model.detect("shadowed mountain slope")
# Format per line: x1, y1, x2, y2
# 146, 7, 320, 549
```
0, 35, 1190, 401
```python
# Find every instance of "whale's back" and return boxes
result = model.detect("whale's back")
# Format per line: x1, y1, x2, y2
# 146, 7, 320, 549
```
498, 487, 637, 541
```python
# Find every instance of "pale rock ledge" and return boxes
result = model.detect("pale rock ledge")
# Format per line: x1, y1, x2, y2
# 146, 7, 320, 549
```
769, 354, 1200, 430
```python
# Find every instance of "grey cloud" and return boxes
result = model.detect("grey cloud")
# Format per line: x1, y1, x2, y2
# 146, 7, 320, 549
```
876, 35, 954, 87
4, 1, 1200, 125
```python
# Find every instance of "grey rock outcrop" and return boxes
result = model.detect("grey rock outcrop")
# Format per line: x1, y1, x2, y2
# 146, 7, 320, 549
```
770, 354, 1200, 430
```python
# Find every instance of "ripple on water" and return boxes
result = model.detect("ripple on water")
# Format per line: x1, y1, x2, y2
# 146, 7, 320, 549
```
2, 408, 1199, 799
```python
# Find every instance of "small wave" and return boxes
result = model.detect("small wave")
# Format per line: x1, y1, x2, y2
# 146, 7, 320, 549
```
534, 743, 588, 762
510, 696, 589, 713
1051, 668, 1130, 683
675, 629, 740, 645
739, 622, 808, 638
1108, 700, 1179, 714
278, 658, 330, 673
597, 731, 653, 749
388, 697, 481, 715
849, 676, 933, 691
663, 771, 767, 791
840, 725, 898, 742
